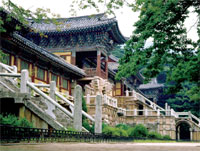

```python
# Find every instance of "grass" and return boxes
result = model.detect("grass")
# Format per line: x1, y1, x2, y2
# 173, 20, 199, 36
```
133, 139, 176, 143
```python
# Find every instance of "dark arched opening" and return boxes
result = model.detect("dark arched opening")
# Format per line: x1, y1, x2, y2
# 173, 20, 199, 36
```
0, 98, 21, 116
138, 104, 144, 115
176, 122, 191, 140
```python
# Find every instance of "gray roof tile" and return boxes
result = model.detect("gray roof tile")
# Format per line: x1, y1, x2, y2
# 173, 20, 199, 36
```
12, 33, 86, 77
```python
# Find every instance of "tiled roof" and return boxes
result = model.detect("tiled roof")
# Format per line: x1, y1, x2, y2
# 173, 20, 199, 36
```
109, 54, 119, 62
30, 14, 112, 32
12, 33, 86, 77
138, 78, 164, 89
108, 62, 119, 71
29, 13, 126, 44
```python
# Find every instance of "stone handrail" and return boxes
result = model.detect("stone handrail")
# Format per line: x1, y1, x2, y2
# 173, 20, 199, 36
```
0, 62, 17, 73
30, 82, 94, 123
85, 94, 118, 108
126, 109, 162, 116
27, 81, 73, 119
126, 90, 164, 111
117, 107, 126, 116
55, 91, 94, 122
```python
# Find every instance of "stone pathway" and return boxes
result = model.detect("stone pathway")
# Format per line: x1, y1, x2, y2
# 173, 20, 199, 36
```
0, 143, 200, 151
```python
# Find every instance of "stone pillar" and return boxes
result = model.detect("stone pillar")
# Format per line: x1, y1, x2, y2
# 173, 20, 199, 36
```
190, 128, 193, 141
73, 85, 82, 131
134, 109, 137, 116
105, 56, 108, 79
157, 109, 160, 116
12, 65, 17, 73
71, 51, 76, 65
95, 95, 102, 133
103, 94, 107, 104
0, 66, 3, 72
165, 103, 168, 116
20, 69, 29, 93
86, 94, 90, 104
145, 109, 148, 116
50, 81, 56, 101
168, 105, 171, 116
126, 90, 129, 96
96, 50, 101, 77
177, 126, 180, 140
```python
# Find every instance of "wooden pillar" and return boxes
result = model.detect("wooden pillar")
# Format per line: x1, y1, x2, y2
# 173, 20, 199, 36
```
96, 50, 101, 77
71, 51, 76, 65
105, 56, 108, 79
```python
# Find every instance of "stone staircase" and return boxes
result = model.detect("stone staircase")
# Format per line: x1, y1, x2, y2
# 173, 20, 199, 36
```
0, 62, 94, 131
0, 77, 73, 129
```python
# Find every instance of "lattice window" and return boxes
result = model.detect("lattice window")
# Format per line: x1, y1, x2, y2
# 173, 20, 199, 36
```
51, 74, 58, 85
37, 67, 45, 81
21, 60, 29, 70
62, 78, 68, 89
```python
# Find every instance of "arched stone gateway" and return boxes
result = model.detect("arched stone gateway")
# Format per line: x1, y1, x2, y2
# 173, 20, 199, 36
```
176, 120, 192, 140
176, 119, 200, 141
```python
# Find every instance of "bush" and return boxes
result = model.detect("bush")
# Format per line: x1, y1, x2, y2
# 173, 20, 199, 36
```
148, 131, 163, 139
102, 126, 115, 136
83, 119, 94, 133
163, 135, 171, 140
116, 128, 128, 137
0, 114, 33, 128
115, 124, 130, 130
67, 127, 77, 131
128, 124, 148, 138
102, 124, 128, 137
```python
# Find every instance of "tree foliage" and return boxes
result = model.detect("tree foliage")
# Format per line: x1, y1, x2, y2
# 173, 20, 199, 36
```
0, 0, 61, 35
115, 0, 200, 108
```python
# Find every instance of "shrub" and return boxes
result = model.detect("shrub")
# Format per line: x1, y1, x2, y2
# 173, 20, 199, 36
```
67, 127, 77, 131
128, 124, 148, 138
83, 119, 94, 133
82, 96, 87, 113
115, 124, 130, 130
163, 135, 171, 140
102, 126, 115, 136
148, 131, 163, 139
0, 114, 33, 128
116, 128, 128, 137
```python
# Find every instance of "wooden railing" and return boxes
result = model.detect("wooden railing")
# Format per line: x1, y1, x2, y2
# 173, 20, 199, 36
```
84, 67, 107, 79
84, 68, 97, 77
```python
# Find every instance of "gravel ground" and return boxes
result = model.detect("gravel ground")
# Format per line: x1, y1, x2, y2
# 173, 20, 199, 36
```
0, 142, 200, 151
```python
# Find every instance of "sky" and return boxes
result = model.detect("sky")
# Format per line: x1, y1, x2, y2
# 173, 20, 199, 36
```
0, 0, 198, 42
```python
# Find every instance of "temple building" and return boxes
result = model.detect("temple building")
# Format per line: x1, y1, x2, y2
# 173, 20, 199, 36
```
1, 8, 200, 141
25, 13, 142, 97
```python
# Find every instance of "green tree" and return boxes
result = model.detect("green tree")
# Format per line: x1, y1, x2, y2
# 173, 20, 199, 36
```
111, 45, 125, 59
114, 0, 200, 112
166, 82, 200, 117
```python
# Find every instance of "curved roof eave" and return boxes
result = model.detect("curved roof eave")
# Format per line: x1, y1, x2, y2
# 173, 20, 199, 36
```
12, 33, 86, 77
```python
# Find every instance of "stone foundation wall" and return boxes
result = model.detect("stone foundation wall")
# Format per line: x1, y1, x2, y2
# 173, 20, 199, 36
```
126, 116, 176, 139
